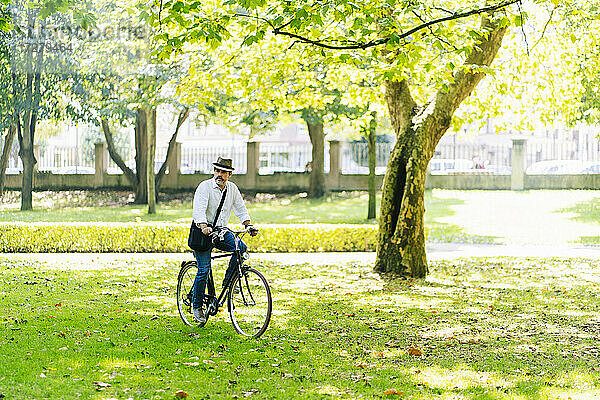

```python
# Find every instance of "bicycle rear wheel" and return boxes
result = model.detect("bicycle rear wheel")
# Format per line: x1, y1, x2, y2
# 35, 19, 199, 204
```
177, 261, 197, 326
227, 267, 272, 338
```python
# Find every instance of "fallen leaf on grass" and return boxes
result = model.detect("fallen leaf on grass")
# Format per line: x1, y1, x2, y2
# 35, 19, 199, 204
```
242, 388, 259, 397
93, 381, 111, 391
174, 390, 188, 398
408, 347, 423, 356
384, 389, 403, 395
353, 361, 375, 369
183, 362, 199, 366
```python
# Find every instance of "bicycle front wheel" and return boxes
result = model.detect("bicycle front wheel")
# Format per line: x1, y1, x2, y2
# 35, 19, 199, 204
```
227, 268, 272, 338
177, 261, 197, 327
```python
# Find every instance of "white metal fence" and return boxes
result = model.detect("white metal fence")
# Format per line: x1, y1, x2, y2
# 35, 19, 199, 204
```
4, 136, 600, 175
259, 143, 329, 174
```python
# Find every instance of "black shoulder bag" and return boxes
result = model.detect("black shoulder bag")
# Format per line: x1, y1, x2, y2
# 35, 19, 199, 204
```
188, 187, 227, 252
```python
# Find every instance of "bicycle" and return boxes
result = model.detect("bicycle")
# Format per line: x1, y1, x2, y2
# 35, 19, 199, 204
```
176, 227, 272, 338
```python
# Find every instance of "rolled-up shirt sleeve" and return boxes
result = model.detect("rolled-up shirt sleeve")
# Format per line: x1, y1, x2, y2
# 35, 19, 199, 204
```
231, 185, 251, 223
192, 182, 209, 224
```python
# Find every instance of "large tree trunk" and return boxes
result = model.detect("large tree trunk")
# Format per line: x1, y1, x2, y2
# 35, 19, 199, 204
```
135, 109, 149, 204
375, 14, 507, 277
145, 107, 157, 214
18, 13, 44, 211
0, 125, 16, 196
367, 112, 377, 220
306, 120, 326, 198
19, 112, 35, 211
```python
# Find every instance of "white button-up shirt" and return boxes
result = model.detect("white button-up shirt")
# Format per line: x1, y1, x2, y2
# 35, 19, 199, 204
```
192, 178, 250, 227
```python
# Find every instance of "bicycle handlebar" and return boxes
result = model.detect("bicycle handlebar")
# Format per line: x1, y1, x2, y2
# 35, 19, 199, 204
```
209, 226, 257, 241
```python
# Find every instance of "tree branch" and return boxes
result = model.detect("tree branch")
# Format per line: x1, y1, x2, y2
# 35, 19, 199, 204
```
385, 79, 417, 138
411, 10, 458, 51
531, 6, 555, 50
100, 118, 138, 188
155, 107, 189, 189
272, 0, 519, 50
429, 14, 509, 148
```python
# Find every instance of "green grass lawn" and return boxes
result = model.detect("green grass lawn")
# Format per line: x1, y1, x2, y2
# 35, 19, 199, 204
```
0, 190, 496, 244
3, 189, 599, 245
1, 255, 600, 399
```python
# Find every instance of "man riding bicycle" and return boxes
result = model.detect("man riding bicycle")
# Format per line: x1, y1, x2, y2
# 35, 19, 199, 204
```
191, 156, 258, 325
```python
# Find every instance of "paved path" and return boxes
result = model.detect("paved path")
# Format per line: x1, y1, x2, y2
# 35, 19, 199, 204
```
2, 244, 599, 269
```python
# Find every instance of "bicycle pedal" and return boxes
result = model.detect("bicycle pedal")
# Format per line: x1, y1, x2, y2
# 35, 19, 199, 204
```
207, 303, 218, 316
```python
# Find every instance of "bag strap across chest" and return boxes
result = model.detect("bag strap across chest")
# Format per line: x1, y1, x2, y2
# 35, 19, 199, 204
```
212, 187, 227, 227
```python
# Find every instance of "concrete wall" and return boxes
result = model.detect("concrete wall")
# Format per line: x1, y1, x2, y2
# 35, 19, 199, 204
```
425, 174, 510, 190
4, 140, 599, 192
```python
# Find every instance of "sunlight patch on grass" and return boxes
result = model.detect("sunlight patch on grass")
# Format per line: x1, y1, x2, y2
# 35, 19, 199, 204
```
540, 388, 600, 400
98, 357, 138, 371
423, 325, 468, 340
410, 366, 514, 390
539, 370, 600, 399
315, 384, 349, 396
367, 294, 450, 311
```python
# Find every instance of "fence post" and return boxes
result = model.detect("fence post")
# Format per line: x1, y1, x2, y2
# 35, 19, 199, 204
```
166, 142, 181, 187
511, 138, 526, 190
246, 141, 259, 190
94, 142, 107, 187
328, 140, 341, 190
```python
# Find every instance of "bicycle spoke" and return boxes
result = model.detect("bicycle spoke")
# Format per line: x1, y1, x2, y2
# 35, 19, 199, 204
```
177, 262, 199, 327
228, 268, 271, 338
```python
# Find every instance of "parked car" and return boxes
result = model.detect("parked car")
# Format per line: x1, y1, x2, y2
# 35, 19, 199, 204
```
580, 162, 600, 174
5, 167, 22, 174
108, 160, 192, 174
341, 161, 387, 175
526, 160, 585, 175
428, 158, 474, 175
52, 166, 95, 174
485, 164, 512, 175
180, 161, 195, 174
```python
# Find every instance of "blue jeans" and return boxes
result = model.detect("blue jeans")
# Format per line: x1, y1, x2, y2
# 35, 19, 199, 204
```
192, 229, 247, 309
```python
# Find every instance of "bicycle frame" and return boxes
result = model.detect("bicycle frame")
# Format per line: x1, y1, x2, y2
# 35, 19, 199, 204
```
203, 228, 250, 313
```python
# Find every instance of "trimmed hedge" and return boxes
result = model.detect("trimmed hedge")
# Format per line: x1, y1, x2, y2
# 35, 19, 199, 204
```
0, 223, 378, 253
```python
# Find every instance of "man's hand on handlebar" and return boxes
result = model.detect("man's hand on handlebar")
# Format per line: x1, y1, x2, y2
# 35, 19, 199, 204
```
246, 224, 259, 237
